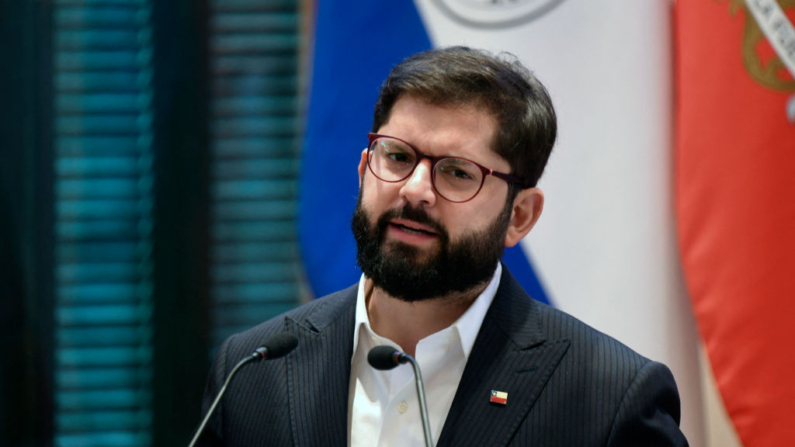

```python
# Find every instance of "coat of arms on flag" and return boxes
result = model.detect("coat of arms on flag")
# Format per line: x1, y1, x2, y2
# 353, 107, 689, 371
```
722, 0, 795, 122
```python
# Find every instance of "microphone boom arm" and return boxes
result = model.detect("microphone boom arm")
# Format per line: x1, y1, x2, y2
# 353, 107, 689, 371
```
188, 354, 257, 447
188, 332, 298, 447
403, 354, 433, 447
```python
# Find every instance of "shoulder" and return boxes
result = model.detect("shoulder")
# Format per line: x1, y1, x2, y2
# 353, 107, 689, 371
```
498, 266, 651, 370
499, 273, 686, 444
537, 301, 650, 366
213, 283, 358, 368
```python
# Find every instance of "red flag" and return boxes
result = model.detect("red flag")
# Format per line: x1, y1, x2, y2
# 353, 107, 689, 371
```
676, 1, 795, 446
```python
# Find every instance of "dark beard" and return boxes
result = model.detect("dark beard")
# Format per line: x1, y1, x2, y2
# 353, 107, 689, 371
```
350, 195, 512, 302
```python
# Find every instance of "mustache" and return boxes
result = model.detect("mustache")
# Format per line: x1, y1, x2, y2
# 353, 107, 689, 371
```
376, 204, 448, 239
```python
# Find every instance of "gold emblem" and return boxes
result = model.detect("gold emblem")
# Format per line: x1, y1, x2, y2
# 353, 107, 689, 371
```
722, 0, 795, 90
720, 0, 795, 121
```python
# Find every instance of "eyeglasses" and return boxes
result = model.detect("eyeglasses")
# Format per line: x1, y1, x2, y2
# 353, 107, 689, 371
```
366, 133, 524, 203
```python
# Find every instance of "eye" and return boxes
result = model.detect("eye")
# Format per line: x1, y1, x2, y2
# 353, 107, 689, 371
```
378, 140, 415, 165
387, 151, 410, 163
441, 166, 473, 180
437, 160, 480, 184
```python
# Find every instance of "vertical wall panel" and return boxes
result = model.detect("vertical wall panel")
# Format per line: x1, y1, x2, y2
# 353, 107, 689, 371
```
208, 0, 304, 351
52, 1, 154, 445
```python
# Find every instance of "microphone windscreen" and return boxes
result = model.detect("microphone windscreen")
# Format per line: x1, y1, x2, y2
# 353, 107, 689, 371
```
261, 333, 299, 359
368, 345, 400, 370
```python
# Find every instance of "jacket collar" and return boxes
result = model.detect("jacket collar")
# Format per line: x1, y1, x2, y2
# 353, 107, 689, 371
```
437, 265, 570, 447
285, 285, 358, 446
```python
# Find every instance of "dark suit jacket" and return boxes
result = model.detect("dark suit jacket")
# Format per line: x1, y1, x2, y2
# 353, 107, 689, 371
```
197, 266, 687, 446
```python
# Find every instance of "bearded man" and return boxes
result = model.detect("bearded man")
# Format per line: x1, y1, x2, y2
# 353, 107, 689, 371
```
196, 47, 688, 447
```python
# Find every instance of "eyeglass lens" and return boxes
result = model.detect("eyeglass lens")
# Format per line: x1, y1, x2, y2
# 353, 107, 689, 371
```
368, 137, 484, 202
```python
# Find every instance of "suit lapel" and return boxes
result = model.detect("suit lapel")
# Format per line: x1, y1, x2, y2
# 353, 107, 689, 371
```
285, 286, 357, 447
437, 267, 570, 447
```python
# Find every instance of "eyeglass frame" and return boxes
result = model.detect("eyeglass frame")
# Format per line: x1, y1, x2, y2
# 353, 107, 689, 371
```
366, 133, 525, 203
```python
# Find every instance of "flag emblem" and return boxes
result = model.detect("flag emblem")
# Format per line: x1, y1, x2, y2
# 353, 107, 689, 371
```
490, 390, 508, 405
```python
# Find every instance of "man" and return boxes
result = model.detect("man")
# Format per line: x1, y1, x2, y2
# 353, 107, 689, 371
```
197, 47, 687, 446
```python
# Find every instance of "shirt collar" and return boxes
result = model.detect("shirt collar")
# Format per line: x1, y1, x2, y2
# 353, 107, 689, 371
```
351, 263, 502, 360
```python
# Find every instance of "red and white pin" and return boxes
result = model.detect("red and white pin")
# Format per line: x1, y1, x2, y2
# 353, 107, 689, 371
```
490, 390, 508, 405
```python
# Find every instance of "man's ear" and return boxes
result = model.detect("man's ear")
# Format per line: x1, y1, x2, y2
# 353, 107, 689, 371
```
505, 187, 544, 248
358, 149, 368, 188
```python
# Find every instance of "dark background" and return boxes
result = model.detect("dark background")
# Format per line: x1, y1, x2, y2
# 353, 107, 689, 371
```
0, 0, 308, 445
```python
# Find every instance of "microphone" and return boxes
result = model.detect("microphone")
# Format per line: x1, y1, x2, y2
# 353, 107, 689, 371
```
251, 332, 299, 361
368, 345, 433, 447
188, 332, 299, 447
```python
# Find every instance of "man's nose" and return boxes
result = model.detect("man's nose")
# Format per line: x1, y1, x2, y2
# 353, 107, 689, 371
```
399, 159, 436, 207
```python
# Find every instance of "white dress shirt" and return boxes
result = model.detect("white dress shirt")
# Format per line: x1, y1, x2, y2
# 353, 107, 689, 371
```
347, 263, 502, 447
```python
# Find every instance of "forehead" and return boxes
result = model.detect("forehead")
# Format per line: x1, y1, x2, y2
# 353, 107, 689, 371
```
375, 96, 508, 170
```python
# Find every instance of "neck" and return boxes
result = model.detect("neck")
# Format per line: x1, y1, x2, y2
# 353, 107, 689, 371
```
364, 279, 488, 357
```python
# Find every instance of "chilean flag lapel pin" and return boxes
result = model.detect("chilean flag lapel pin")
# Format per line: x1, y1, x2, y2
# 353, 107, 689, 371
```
490, 390, 508, 405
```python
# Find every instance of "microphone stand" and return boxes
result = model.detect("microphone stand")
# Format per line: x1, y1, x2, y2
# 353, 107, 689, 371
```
188, 332, 297, 447
403, 354, 433, 447
188, 354, 258, 447
368, 346, 434, 447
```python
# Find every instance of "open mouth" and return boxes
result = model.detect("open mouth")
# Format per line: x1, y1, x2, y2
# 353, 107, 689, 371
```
388, 218, 439, 239
393, 223, 436, 236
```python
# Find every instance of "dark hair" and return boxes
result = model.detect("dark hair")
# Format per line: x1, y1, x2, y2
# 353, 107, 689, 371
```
372, 46, 557, 189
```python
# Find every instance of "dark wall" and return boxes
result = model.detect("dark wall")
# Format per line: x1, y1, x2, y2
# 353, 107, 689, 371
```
0, 0, 307, 443
0, 1, 211, 445
150, 1, 212, 444
0, 1, 55, 445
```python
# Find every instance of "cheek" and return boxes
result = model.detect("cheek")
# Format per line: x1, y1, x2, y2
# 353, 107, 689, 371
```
362, 174, 402, 205
453, 197, 506, 234
357, 178, 388, 219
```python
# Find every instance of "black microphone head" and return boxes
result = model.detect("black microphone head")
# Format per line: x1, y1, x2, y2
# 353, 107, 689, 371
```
368, 345, 401, 370
260, 333, 298, 359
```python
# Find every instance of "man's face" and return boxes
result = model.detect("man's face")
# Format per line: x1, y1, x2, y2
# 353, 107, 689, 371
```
351, 96, 516, 301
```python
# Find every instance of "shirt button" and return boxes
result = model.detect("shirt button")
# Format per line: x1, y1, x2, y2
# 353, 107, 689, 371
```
397, 401, 408, 414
